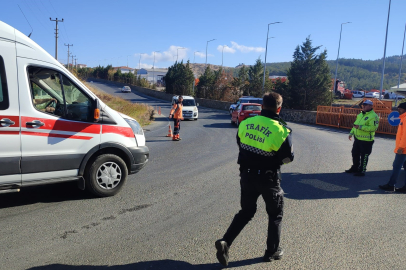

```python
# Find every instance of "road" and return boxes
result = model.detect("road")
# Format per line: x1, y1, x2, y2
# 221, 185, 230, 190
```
1, 80, 406, 270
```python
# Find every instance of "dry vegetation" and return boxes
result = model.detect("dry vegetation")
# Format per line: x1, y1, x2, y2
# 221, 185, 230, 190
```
83, 82, 154, 126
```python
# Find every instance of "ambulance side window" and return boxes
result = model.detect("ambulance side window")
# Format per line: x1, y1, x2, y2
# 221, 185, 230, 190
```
0, 56, 10, 110
61, 74, 92, 122
28, 66, 93, 122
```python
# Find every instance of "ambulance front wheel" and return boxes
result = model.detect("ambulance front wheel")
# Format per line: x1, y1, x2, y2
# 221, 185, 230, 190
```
85, 154, 128, 197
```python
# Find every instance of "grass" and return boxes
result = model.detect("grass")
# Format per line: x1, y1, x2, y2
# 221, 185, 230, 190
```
83, 81, 154, 126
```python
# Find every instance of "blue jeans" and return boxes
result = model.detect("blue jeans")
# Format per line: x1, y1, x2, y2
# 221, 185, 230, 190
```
388, 154, 406, 187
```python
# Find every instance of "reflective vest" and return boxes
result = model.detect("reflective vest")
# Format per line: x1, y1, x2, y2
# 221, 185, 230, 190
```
170, 102, 183, 119
238, 115, 290, 156
350, 110, 379, 141
395, 113, 406, 154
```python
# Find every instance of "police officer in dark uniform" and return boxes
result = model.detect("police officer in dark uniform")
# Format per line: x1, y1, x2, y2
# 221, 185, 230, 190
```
215, 92, 294, 266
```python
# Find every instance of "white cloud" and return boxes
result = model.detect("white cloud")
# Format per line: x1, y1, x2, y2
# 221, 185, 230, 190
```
194, 51, 214, 58
217, 41, 265, 54
217, 45, 236, 53
139, 46, 189, 63
139, 63, 153, 69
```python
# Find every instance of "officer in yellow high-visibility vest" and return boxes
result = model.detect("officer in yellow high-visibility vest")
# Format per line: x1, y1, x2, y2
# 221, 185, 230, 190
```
345, 99, 379, 176
215, 92, 294, 267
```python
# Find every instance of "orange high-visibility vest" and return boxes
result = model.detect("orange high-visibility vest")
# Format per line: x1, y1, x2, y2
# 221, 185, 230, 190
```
395, 113, 406, 154
170, 103, 183, 119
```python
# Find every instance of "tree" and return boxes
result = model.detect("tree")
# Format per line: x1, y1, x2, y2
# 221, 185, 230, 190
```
286, 37, 332, 110
232, 65, 249, 100
164, 61, 194, 95
196, 66, 216, 98
247, 58, 264, 97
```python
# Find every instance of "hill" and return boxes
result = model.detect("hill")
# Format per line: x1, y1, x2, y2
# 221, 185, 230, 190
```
189, 55, 406, 91
262, 55, 406, 91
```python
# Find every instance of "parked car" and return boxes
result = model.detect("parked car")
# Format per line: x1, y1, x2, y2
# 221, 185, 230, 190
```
172, 95, 199, 120
365, 92, 380, 98
352, 90, 365, 98
229, 96, 263, 114
384, 91, 405, 100
0, 20, 149, 197
122, 86, 131, 93
231, 103, 262, 126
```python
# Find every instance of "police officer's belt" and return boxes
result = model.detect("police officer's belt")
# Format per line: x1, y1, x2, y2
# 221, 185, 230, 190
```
241, 168, 276, 175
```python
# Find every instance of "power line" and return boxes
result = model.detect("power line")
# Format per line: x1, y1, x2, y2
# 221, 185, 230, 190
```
17, 4, 33, 37
37, 0, 68, 44
23, 0, 49, 32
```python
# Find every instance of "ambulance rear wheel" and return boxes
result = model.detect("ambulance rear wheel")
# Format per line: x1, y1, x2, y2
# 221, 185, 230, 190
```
85, 154, 128, 197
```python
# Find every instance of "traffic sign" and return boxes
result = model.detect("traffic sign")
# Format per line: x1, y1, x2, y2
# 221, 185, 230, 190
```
388, 111, 400, 126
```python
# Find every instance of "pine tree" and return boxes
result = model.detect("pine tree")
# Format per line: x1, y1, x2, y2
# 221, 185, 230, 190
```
247, 59, 264, 97
286, 37, 332, 110
164, 61, 194, 95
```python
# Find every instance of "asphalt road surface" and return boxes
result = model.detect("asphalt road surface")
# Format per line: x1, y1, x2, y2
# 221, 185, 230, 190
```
1, 80, 406, 270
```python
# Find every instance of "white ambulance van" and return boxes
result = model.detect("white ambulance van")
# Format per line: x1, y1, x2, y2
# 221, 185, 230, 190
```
0, 21, 149, 197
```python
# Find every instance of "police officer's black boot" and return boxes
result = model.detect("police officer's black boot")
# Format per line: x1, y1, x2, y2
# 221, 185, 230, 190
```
215, 239, 229, 266
263, 247, 284, 262
345, 166, 358, 173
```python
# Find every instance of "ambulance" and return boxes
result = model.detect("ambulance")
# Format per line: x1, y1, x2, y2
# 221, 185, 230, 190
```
0, 21, 149, 197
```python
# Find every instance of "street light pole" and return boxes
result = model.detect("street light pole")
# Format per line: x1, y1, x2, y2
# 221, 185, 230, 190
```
332, 22, 351, 105
221, 45, 228, 67
262, 22, 281, 94
177, 47, 185, 62
395, 23, 406, 106
153, 51, 160, 86
380, 0, 392, 100
138, 53, 145, 70
127, 55, 131, 67
205, 39, 216, 68
193, 51, 200, 95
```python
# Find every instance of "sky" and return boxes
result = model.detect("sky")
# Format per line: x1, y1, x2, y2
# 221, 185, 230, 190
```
1, 0, 406, 70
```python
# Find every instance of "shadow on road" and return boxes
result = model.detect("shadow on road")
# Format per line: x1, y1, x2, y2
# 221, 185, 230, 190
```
27, 258, 264, 270
0, 182, 93, 209
283, 170, 399, 200
203, 123, 236, 129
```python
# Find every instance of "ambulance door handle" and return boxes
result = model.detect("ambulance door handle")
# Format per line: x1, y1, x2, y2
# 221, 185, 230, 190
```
0, 118, 15, 126
26, 121, 45, 127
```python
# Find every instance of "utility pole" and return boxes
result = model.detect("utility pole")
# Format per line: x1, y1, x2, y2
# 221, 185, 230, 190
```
64, 43, 73, 69
71, 55, 76, 70
50, 18, 64, 60
74, 58, 77, 70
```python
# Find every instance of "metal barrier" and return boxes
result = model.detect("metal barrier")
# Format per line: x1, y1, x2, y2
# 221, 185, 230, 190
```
316, 106, 343, 128
317, 105, 397, 135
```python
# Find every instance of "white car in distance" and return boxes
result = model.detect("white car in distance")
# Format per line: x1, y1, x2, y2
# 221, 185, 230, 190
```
122, 86, 131, 93
352, 90, 365, 98
365, 92, 380, 98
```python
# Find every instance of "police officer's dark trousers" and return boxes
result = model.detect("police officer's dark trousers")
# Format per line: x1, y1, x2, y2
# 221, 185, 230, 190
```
351, 137, 374, 172
223, 170, 284, 253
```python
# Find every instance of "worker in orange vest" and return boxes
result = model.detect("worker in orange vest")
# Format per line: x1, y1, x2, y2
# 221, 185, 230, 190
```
169, 96, 184, 141
379, 102, 406, 192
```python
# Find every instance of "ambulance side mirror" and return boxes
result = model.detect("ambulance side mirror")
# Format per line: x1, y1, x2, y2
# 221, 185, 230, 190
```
94, 99, 101, 122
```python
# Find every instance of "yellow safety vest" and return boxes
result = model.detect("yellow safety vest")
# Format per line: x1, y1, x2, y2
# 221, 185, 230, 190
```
238, 116, 290, 156
350, 110, 379, 141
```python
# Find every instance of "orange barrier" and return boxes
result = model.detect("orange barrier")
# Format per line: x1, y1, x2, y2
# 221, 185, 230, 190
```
317, 105, 398, 135
316, 106, 343, 128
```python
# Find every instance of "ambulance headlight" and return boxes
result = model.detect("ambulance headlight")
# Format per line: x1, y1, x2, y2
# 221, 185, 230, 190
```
125, 119, 143, 135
